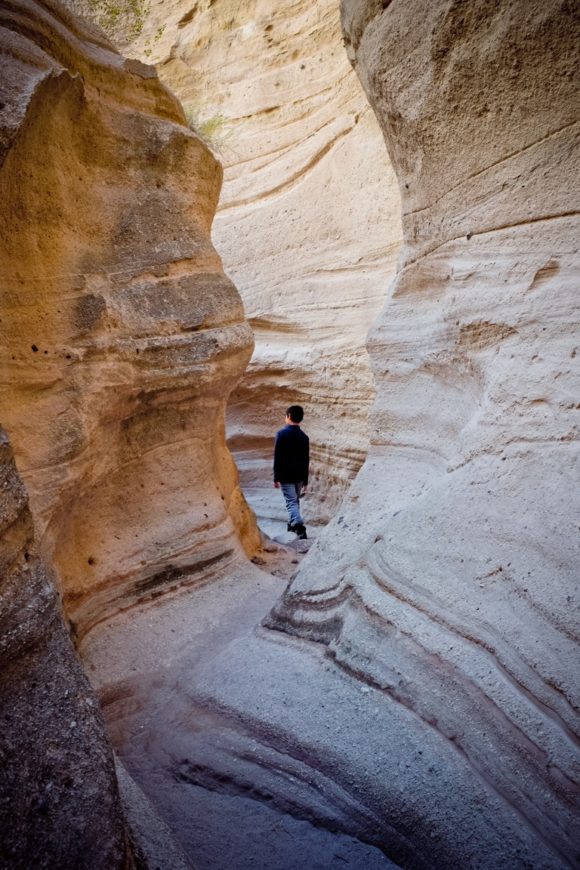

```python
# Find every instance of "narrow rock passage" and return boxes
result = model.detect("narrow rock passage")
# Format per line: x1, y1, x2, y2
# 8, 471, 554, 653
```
81, 546, 398, 869
82, 520, 574, 869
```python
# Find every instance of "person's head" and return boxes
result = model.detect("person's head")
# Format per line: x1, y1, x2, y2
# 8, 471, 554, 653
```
286, 405, 304, 424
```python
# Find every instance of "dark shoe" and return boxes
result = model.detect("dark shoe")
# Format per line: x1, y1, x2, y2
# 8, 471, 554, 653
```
294, 524, 307, 540
287, 522, 295, 532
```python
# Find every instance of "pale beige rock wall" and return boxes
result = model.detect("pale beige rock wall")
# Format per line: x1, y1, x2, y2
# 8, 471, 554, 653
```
0, 0, 259, 638
115, 0, 402, 527
270, 0, 580, 864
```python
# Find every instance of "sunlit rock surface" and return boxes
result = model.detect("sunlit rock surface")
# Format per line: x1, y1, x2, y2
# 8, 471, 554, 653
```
0, 0, 258, 638
0, 427, 129, 868
106, 0, 403, 527
267, 0, 580, 864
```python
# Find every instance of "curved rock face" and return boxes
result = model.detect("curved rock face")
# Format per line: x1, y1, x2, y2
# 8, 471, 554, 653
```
0, 427, 129, 868
0, 0, 258, 638
270, 0, 580, 864
107, 0, 402, 526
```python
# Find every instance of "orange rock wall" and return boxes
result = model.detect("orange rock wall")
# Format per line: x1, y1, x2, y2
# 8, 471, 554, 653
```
0, 0, 259, 638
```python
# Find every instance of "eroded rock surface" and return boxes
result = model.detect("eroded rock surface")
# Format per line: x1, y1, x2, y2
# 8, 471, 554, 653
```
106, 0, 403, 526
0, 0, 259, 638
8, 2, 576, 868
0, 426, 129, 868
266, 0, 580, 864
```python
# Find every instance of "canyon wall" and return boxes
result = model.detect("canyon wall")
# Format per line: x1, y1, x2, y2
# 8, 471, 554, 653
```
0, 0, 259, 639
109, 0, 402, 526
269, 0, 580, 864
0, 426, 129, 868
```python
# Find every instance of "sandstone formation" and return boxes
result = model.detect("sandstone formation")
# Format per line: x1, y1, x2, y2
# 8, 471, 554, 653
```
0, 0, 259, 639
110, 0, 403, 527
0, 426, 129, 868
4, 0, 578, 867
265, 0, 580, 864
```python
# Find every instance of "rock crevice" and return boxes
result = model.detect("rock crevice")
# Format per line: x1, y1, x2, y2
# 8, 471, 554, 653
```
99, 0, 403, 527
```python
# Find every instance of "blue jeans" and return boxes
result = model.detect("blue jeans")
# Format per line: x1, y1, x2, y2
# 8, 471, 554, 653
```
280, 482, 304, 526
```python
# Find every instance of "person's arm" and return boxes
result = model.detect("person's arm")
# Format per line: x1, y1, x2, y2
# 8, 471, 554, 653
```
303, 435, 310, 490
273, 432, 281, 487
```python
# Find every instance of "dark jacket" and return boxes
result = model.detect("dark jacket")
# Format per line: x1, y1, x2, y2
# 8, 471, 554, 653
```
273, 425, 309, 485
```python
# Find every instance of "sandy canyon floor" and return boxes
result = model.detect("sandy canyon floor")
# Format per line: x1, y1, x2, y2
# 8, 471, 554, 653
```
82, 521, 401, 869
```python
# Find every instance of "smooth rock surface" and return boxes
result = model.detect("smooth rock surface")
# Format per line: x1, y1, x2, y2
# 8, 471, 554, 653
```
266, 0, 580, 864
98, 0, 403, 527
0, 426, 130, 869
0, 0, 259, 638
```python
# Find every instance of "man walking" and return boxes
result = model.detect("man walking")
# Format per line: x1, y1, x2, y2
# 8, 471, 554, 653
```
273, 405, 309, 540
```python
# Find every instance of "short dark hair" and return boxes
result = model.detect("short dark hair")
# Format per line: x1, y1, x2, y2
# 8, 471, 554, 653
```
286, 405, 304, 423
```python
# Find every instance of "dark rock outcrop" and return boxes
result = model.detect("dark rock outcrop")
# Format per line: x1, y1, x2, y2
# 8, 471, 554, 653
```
0, 426, 130, 868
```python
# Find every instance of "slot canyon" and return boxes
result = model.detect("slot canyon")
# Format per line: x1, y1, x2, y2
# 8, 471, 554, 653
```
0, 1, 578, 868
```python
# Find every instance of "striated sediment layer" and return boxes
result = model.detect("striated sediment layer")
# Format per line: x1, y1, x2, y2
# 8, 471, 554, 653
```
0, 426, 130, 868
267, 0, 580, 864
0, 0, 259, 638
110, 0, 403, 526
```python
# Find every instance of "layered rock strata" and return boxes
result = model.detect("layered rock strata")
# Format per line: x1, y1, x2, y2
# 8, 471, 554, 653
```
0, 426, 130, 868
0, 0, 258, 638
268, 0, 580, 864
105, 0, 403, 525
